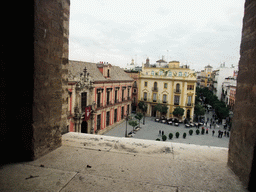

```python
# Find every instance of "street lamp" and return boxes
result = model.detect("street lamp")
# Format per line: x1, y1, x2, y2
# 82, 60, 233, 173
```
125, 110, 130, 137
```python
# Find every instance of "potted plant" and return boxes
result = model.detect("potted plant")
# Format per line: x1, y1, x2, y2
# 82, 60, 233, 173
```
169, 133, 173, 140
183, 132, 187, 139
162, 135, 167, 141
196, 129, 200, 135
175, 132, 180, 138
189, 129, 193, 135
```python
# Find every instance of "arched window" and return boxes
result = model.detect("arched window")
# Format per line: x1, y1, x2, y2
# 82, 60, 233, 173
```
176, 83, 180, 92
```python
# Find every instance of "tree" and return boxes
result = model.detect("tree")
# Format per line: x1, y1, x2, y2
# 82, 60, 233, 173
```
128, 120, 139, 131
154, 103, 162, 118
154, 103, 168, 118
172, 107, 184, 119
135, 112, 143, 127
194, 104, 205, 121
138, 101, 148, 124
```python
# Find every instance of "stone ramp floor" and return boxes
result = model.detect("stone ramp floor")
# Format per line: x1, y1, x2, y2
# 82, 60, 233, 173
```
0, 133, 247, 192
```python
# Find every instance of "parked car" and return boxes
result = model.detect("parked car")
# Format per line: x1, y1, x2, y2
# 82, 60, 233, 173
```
167, 121, 172, 125
185, 124, 190, 128
174, 122, 179, 126
155, 118, 160, 122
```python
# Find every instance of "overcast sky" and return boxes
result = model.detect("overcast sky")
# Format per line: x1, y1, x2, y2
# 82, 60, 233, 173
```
69, 0, 244, 71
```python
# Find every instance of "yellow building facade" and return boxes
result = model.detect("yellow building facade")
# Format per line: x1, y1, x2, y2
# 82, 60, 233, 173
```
138, 61, 197, 120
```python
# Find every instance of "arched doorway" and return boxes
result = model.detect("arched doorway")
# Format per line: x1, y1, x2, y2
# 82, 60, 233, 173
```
186, 109, 191, 119
81, 121, 88, 133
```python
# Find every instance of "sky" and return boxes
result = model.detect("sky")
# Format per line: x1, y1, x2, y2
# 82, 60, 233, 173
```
69, 0, 245, 71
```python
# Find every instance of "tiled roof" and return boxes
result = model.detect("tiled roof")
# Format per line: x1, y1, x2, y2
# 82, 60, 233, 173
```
68, 60, 133, 82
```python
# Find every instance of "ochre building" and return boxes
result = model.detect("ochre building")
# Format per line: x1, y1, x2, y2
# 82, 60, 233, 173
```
138, 60, 197, 120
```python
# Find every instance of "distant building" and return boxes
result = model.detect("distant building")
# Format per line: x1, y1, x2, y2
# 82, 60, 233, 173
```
138, 59, 197, 120
198, 65, 213, 88
221, 77, 237, 109
68, 60, 133, 134
212, 63, 237, 100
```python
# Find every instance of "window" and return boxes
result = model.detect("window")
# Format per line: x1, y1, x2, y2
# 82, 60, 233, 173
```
107, 90, 110, 105
106, 111, 110, 126
187, 96, 192, 106
168, 71, 172, 77
121, 107, 124, 119
122, 89, 124, 101
107, 69, 110, 77
144, 92, 147, 101
127, 105, 130, 115
115, 89, 118, 103
164, 83, 167, 88
187, 85, 194, 90
176, 84, 180, 92
133, 89, 137, 93
128, 88, 130, 100
185, 72, 188, 77
97, 114, 101, 130
81, 92, 87, 111
154, 82, 157, 89
144, 82, 148, 87
159, 71, 163, 76
153, 93, 157, 102
163, 94, 167, 103
97, 91, 101, 108
174, 95, 180, 105
178, 72, 182, 76
151, 71, 154, 75
114, 109, 117, 122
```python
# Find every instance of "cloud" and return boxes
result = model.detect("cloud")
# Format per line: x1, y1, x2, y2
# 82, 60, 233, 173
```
70, 0, 245, 70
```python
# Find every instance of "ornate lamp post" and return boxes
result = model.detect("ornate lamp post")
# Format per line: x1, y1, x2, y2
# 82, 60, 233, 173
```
125, 110, 130, 137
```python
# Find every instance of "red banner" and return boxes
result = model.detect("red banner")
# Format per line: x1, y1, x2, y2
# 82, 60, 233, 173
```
84, 106, 91, 121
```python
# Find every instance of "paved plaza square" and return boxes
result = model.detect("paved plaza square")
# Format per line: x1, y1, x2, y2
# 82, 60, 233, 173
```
104, 111, 230, 148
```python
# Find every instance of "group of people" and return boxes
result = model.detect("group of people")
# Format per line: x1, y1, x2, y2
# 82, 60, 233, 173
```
212, 130, 229, 138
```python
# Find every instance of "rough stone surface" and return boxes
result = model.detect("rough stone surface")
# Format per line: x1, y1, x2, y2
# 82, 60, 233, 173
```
32, 0, 70, 159
0, 133, 247, 192
228, 0, 256, 189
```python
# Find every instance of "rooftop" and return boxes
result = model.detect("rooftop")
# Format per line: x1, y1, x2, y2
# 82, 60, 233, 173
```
68, 60, 133, 82
0, 133, 247, 191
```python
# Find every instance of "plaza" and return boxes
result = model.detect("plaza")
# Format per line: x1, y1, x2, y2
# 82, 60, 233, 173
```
104, 111, 230, 148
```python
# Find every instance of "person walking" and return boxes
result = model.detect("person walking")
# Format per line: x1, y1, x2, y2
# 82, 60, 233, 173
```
212, 130, 215, 136
159, 130, 161, 136
162, 130, 164, 136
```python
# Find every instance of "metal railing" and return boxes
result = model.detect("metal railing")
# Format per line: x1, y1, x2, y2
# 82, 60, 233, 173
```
174, 89, 181, 94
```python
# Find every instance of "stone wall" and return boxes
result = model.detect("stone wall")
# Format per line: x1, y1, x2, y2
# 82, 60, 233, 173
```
33, 0, 70, 159
228, 0, 256, 189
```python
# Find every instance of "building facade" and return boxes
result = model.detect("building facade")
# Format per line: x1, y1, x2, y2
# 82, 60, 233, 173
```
212, 63, 236, 100
138, 60, 197, 120
68, 60, 133, 135
125, 70, 140, 113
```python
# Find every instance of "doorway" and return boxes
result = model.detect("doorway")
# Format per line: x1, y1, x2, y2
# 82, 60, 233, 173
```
81, 121, 88, 133
187, 109, 191, 119
151, 106, 156, 117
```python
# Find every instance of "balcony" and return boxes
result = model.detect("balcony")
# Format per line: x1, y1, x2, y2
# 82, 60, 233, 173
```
163, 100, 167, 104
96, 103, 103, 109
174, 102, 179, 106
186, 103, 194, 107
152, 87, 158, 92
174, 89, 181, 94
